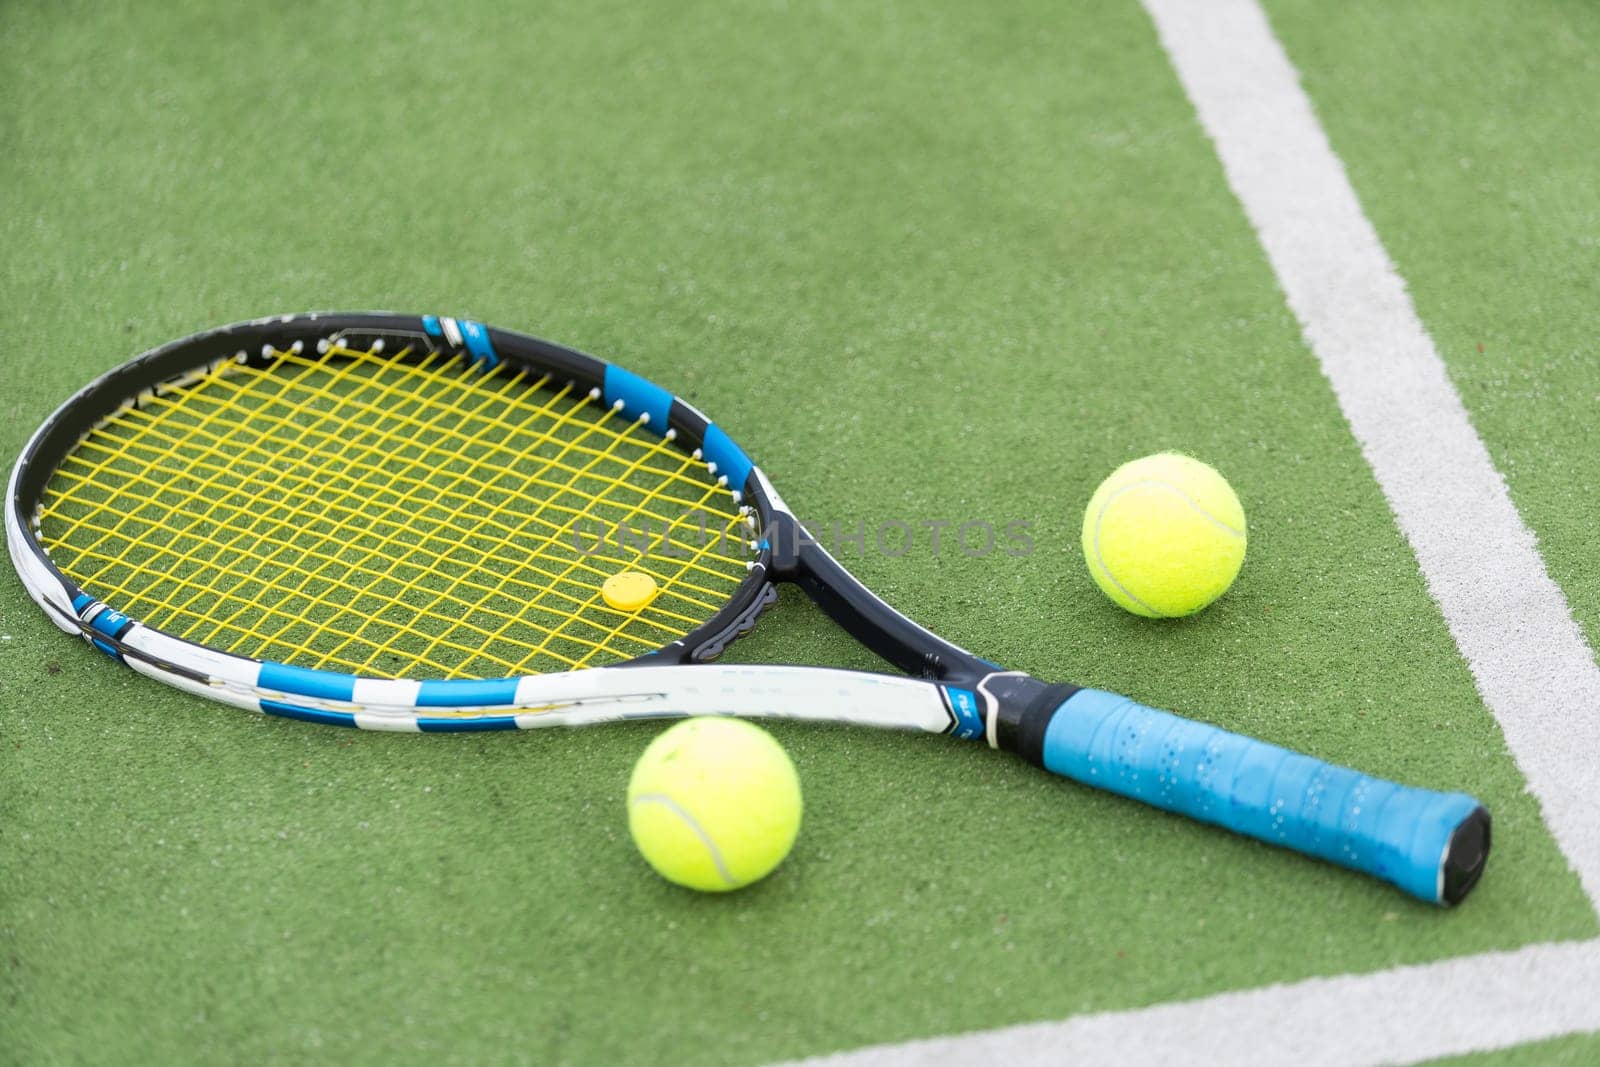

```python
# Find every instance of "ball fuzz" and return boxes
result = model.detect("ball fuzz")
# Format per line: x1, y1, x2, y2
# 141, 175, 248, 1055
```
627, 718, 802, 892
1081, 452, 1247, 618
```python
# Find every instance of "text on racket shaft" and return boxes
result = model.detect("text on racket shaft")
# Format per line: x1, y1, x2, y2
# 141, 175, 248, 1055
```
566, 515, 1036, 559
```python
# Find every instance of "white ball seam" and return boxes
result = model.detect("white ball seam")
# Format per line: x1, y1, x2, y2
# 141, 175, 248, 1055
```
1090, 478, 1246, 617
631, 792, 740, 887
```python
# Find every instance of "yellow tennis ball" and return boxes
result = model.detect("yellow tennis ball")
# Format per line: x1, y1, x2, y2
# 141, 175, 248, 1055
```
627, 717, 802, 892
1081, 452, 1247, 618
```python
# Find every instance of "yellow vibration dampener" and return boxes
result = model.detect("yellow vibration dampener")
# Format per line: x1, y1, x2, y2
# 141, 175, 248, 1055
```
602, 571, 659, 612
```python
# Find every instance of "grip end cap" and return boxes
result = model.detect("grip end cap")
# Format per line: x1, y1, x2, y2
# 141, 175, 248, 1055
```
1441, 806, 1491, 906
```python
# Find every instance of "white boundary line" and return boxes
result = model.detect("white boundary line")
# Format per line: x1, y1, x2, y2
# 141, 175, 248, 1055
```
1144, 0, 1600, 910
794, 941, 1600, 1066
784, 0, 1600, 1063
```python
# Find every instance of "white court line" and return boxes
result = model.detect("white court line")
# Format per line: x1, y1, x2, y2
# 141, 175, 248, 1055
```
1145, 0, 1600, 909
794, 941, 1600, 1067
782, 0, 1600, 1063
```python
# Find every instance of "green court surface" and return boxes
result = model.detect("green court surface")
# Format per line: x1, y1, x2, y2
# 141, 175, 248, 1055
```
1264, 0, 1600, 664
1427, 1032, 1600, 1067
3, 1, 1597, 1063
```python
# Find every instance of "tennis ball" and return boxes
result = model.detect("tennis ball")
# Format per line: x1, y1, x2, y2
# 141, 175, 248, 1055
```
1081, 452, 1247, 618
627, 717, 802, 892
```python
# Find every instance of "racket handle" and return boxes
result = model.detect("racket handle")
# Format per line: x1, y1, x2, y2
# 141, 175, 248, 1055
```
1029, 688, 1489, 904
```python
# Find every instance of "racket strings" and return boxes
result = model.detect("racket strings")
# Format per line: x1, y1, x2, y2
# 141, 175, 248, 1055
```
37, 339, 758, 678
47, 348, 549, 674
65, 355, 741, 612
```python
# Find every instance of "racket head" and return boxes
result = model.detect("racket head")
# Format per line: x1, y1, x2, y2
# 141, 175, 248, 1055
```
6, 313, 785, 725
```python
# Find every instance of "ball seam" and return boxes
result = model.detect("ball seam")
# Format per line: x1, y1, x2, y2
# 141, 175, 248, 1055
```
1105, 479, 1246, 538
1090, 487, 1165, 617
632, 792, 740, 888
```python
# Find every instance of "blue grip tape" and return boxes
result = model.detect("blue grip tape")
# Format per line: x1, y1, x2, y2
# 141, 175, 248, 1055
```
1041, 689, 1482, 903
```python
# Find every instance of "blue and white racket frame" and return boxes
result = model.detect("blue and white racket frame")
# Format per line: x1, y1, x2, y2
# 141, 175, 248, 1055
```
4, 312, 1490, 905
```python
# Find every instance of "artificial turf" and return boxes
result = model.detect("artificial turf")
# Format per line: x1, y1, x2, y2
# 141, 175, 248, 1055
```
3, 0, 1596, 1062
1263, 0, 1600, 692
1425, 1032, 1600, 1067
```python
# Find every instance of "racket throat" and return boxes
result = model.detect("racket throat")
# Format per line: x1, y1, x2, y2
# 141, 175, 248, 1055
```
765, 510, 988, 681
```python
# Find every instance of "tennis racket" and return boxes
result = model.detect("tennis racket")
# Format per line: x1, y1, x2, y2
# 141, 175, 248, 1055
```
5, 312, 1489, 904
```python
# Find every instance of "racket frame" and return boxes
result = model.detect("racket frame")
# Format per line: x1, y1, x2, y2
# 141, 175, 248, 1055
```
8, 313, 1017, 722
7, 314, 781, 694
6, 312, 1491, 904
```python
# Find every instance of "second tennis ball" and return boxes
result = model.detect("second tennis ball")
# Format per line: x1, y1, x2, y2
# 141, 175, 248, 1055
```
628, 717, 802, 892
1081, 452, 1247, 618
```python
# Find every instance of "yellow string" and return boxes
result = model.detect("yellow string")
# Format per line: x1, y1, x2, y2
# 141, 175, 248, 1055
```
37, 341, 758, 679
